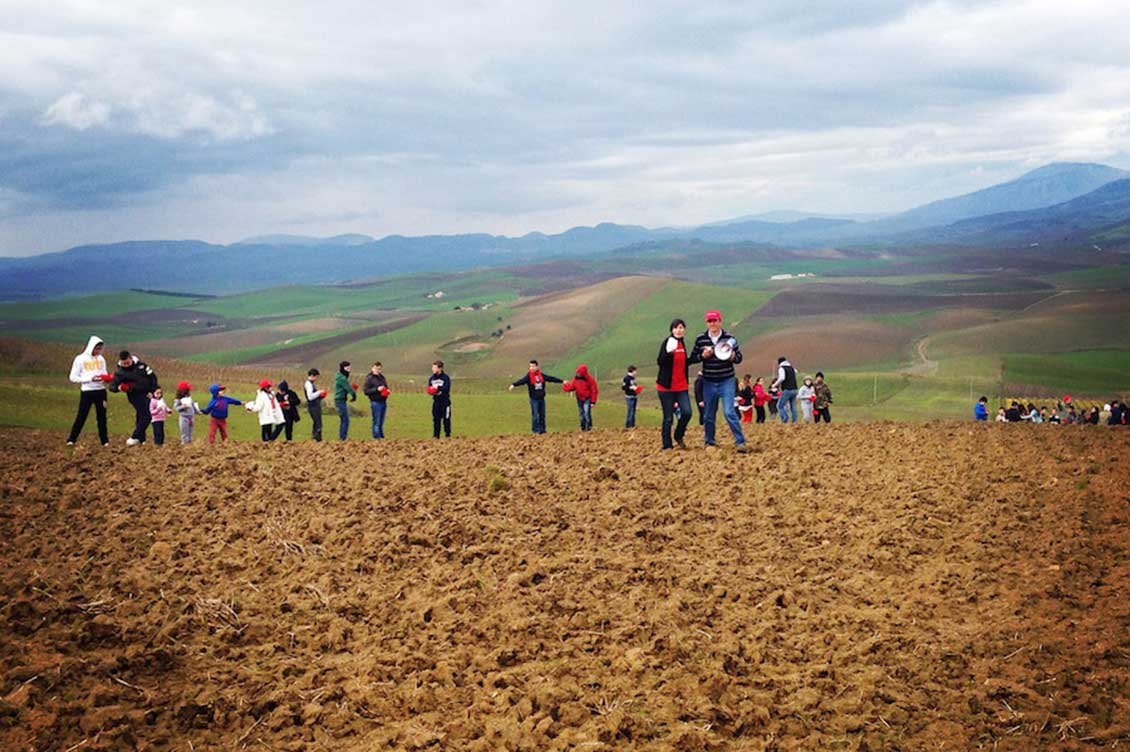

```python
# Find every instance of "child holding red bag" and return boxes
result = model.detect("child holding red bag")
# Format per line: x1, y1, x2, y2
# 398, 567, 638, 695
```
798, 376, 816, 423
275, 380, 302, 441
148, 387, 173, 446
737, 375, 755, 424
427, 360, 452, 438
621, 365, 643, 429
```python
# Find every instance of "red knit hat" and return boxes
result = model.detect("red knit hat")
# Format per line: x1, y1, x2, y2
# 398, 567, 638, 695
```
258, 379, 273, 389
177, 380, 192, 391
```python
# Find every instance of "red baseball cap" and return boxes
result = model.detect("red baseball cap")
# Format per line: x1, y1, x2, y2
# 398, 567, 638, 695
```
704, 310, 722, 322
258, 379, 273, 389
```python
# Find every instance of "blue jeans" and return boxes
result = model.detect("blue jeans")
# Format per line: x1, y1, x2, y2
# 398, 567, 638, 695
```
576, 399, 593, 430
529, 398, 546, 434
657, 390, 691, 449
625, 396, 637, 428
777, 389, 798, 423
335, 399, 350, 440
702, 379, 745, 446
370, 400, 387, 438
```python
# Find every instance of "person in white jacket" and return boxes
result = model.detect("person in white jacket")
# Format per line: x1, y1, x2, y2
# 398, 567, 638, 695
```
66, 335, 110, 446
798, 377, 816, 423
246, 379, 285, 442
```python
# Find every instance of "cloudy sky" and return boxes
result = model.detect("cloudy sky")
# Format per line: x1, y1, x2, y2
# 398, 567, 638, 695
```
1, 0, 1129, 255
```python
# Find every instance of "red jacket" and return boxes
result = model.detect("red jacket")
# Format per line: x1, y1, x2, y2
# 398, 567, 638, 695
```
753, 383, 770, 407
563, 364, 599, 403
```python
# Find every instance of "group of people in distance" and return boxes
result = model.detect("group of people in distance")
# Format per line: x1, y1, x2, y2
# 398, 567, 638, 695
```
975, 396, 1128, 425
65, 310, 839, 450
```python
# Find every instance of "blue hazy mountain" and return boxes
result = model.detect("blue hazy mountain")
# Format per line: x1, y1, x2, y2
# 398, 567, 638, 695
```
2, 163, 1128, 299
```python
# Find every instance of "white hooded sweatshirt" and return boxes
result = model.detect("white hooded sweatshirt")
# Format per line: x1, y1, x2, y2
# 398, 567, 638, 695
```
69, 336, 108, 392
246, 389, 285, 425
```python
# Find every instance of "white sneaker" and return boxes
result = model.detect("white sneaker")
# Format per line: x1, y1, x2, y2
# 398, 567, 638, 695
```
126, 438, 141, 446
66, 441, 75, 446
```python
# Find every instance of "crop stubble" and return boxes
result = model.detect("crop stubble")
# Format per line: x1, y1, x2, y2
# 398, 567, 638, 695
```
0, 425, 1127, 750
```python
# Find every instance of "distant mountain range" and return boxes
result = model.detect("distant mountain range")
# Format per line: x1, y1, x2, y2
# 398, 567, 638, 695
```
2, 162, 1128, 299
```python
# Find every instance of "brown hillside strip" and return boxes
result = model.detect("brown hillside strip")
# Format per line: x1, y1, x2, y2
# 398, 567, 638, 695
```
237, 314, 428, 365
0, 425, 1127, 750
757, 286, 1051, 316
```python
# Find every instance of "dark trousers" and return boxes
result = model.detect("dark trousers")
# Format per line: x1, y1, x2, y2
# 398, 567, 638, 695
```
308, 401, 323, 441
755, 405, 766, 423
432, 400, 451, 438
696, 400, 705, 425
814, 407, 832, 423
335, 399, 350, 440
67, 390, 108, 445
152, 421, 165, 446
529, 398, 546, 434
283, 419, 296, 441
658, 390, 692, 449
261, 424, 284, 442
129, 394, 151, 442
625, 396, 637, 428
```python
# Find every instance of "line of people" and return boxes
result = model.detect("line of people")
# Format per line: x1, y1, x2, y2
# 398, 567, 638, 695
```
66, 339, 457, 446
976, 396, 1128, 425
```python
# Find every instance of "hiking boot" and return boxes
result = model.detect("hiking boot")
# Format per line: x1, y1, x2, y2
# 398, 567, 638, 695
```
735, 443, 751, 454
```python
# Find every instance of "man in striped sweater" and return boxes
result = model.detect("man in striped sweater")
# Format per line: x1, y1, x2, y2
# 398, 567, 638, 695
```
690, 310, 750, 453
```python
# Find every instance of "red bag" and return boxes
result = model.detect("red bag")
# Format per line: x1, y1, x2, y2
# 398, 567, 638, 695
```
426, 386, 437, 395
379, 386, 390, 397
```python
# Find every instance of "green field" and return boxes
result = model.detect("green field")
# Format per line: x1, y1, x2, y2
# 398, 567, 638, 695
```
547, 280, 774, 378
4, 250, 1128, 439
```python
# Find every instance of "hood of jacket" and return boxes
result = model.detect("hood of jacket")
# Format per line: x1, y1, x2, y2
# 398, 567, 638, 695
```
210, 383, 223, 396
278, 380, 289, 392
575, 364, 590, 379
82, 335, 104, 357
339, 361, 350, 375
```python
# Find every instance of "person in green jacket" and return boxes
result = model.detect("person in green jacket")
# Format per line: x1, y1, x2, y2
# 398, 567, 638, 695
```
334, 360, 358, 440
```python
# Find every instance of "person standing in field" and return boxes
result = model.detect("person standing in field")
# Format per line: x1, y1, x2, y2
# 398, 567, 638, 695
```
509, 359, 563, 434
753, 376, 770, 424
246, 379, 285, 442
276, 380, 302, 441
427, 360, 452, 438
362, 362, 391, 439
563, 363, 599, 431
737, 374, 755, 425
798, 376, 816, 423
110, 350, 159, 446
66, 335, 111, 447
771, 356, 799, 424
334, 361, 357, 440
813, 372, 833, 423
304, 369, 326, 441
656, 318, 692, 450
974, 395, 989, 421
174, 381, 201, 444
690, 310, 749, 452
201, 383, 242, 443
622, 365, 642, 429
148, 387, 172, 446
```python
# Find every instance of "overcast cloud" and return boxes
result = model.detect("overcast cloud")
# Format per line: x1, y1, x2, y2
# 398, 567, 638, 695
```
1, 0, 1129, 255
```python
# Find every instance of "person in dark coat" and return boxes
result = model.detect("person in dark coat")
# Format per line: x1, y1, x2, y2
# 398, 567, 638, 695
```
275, 381, 302, 441
110, 350, 158, 446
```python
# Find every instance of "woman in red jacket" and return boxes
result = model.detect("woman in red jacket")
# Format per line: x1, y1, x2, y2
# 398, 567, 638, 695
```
563, 364, 599, 431
656, 318, 692, 450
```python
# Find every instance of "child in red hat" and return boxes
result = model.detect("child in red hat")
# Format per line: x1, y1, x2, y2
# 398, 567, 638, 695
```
174, 381, 202, 444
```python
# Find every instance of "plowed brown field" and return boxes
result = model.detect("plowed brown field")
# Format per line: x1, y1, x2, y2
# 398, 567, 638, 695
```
1, 425, 1127, 751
